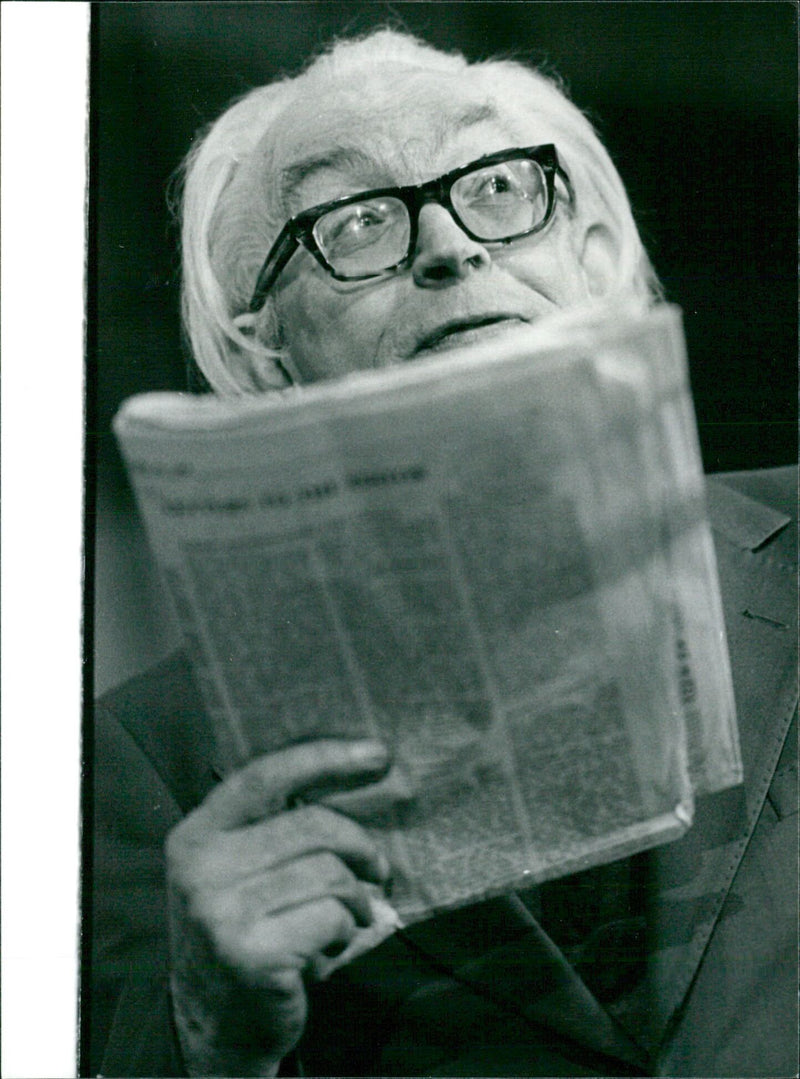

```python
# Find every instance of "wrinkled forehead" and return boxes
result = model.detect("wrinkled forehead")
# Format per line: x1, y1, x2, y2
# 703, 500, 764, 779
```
263, 66, 558, 214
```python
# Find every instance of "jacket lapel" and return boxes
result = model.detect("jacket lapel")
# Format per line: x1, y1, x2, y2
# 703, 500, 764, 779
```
390, 892, 648, 1069
604, 471, 797, 1054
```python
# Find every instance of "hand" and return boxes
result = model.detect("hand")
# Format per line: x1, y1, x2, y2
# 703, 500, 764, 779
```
166, 738, 393, 1077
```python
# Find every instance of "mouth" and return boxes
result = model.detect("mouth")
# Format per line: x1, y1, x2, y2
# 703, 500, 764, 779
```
413, 315, 527, 355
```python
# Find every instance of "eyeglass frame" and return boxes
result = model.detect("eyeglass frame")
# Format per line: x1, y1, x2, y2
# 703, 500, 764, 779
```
247, 143, 573, 313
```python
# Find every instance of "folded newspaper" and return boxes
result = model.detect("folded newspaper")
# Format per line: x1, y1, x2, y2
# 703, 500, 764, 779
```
113, 302, 741, 927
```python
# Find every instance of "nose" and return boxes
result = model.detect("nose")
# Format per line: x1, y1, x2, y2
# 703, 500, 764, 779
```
411, 203, 491, 287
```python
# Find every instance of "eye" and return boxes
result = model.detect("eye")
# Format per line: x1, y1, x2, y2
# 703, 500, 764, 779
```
482, 172, 516, 195
457, 160, 549, 211
336, 206, 384, 236
317, 199, 397, 254
313, 197, 405, 260
464, 165, 524, 202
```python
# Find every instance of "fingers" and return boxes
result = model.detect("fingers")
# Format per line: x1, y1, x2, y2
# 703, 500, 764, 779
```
237, 851, 375, 927
166, 739, 400, 1013
191, 858, 371, 982
319, 763, 415, 818
232, 898, 361, 975
195, 739, 390, 830
194, 891, 362, 997
183, 804, 391, 887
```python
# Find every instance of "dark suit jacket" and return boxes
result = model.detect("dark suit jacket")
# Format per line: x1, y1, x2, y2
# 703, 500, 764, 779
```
85, 468, 798, 1077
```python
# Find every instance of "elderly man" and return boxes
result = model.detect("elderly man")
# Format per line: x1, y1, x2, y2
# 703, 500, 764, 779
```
89, 29, 797, 1078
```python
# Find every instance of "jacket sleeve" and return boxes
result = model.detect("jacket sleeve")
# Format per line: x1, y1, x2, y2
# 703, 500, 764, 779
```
85, 699, 188, 1077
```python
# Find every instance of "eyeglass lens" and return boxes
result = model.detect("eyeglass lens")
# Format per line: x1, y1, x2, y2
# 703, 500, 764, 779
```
313, 198, 411, 277
312, 158, 549, 278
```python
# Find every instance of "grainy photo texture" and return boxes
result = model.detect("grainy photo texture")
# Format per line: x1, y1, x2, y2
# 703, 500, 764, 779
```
83, 5, 797, 1076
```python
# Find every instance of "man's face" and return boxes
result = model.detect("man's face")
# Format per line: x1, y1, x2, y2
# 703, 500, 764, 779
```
270, 76, 596, 383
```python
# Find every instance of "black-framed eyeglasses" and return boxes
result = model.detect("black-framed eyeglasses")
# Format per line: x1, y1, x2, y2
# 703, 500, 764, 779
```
247, 144, 572, 312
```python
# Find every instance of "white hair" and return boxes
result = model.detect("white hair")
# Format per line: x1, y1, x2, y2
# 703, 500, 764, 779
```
175, 29, 662, 394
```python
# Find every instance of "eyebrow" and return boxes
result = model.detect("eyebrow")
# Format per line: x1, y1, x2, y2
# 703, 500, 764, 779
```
279, 147, 379, 208
451, 102, 499, 130
278, 102, 502, 207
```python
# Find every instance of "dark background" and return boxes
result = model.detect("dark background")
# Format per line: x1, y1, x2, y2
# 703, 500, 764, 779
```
89, 1, 797, 693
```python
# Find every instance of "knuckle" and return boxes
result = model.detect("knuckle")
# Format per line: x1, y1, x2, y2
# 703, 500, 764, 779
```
213, 920, 262, 974
281, 805, 321, 847
314, 850, 354, 889
230, 765, 275, 814
296, 803, 370, 849
189, 888, 248, 945
293, 803, 341, 843
165, 802, 216, 861
184, 889, 224, 934
315, 896, 358, 944
165, 830, 218, 892
296, 802, 329, 830
332, 901, 358, 940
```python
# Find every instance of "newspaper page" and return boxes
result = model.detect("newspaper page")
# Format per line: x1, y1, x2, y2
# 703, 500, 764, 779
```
113, 303, 740, 925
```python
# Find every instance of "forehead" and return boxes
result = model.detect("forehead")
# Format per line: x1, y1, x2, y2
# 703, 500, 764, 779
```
270, 69, 525, 212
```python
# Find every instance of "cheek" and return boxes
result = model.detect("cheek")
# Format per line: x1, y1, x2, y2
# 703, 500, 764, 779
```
499, 222, 589, 304
276, 272, 394, 380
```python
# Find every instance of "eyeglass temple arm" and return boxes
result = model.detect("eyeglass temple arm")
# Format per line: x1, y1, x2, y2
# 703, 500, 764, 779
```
555, 161, 575, 206
248, 227, 299, 313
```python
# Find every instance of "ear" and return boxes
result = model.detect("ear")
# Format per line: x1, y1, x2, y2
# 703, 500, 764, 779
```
228, 348, 296, 391
577, 222, 620, 298
230, 312, 300, 389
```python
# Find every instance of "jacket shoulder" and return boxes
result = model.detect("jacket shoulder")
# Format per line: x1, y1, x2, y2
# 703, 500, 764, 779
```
709, 464, 796, 518
95, 649, 216, 815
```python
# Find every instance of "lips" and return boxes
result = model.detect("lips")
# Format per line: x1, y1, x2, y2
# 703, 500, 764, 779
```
413, 315, 527, 355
